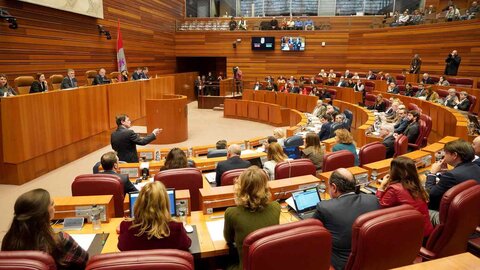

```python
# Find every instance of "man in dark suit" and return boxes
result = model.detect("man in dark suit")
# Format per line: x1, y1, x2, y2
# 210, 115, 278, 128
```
318, 114, 333, 141
380, 123, 395, 158
215, 144, 251, 186
111, 114, 161, 163
444, 50, 461, 76
141, 67, 149, 79
336, 76, 347, 87
473, 136, 480, 167
132, 67, 143, 80
421, 73, 433, 85
97, 151, 137, 195
92, 68, 111, 85
313, 168, 380, 270
207, 139, 228, 158
402, 110, 420, 144
426, 139, 480, 225
60, 69, 78, 89
393, 109, 409, 134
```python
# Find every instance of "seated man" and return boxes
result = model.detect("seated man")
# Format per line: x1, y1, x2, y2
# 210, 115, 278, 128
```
330, 114, 347, 136
386, 82, 399, 94
426, 139, 480, 225
132, 67, 143, 80
396, 110, 420, 144
215, 144, 251, 186
97, 151, 137, 195
207, 139, 228, 158
415, 83, 427, 98
294, 18, 303, 30
393, 108, 409, 134
421, 73, 433, 84
61, 69, 78, 89
318, 114, 333, 141
380, 123, 395, 158
312, 100, 326, 118
455, 91, 470, 111
313, 168, 380, 270
92, 68, 111, 85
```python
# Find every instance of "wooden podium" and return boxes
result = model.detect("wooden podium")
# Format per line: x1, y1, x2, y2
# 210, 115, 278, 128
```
146, 95, 188, 144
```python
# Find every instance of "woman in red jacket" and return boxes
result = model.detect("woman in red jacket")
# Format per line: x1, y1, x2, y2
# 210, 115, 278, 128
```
376, 156, 433, 239
118, 181, 191, 251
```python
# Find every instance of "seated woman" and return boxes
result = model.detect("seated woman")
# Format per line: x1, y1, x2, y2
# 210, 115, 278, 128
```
160, 147, 194, 171
437, 76, 449, 86
444, 88, 459, 108
404, 83, 415, 97
1, 189, 89, 269
0, 74, 17, 97
263, 142, 289, 180
121, 70, 129, 82
376, 156, 433, 239
368, 94, 386, 112
301, 132, 324, 173
425, 87, 439, 103
224, 166, 280, 270
332, 129, 359, 166
118, 181, 192, 251
273, 128, 286, 147
30, 73, 48, 93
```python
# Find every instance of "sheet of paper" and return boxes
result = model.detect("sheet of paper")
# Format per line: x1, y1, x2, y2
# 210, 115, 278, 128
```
206, 219, 225, 241
70, 234, 96, 251
204, 172, 216, 183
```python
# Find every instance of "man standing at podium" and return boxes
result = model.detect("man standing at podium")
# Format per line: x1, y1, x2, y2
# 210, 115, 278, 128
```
111, 114, 161, 163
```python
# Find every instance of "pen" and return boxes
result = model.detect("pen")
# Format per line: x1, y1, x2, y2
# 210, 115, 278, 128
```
101, 231, 106, 246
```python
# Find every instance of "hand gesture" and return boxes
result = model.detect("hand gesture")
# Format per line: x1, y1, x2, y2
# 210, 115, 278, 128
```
152, 128, 162, 136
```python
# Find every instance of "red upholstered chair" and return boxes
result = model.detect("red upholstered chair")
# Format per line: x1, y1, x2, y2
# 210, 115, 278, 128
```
467, 227, 480, 257
364, 93, 376, 107
243, 219, 332, 270
467, 95, 477, 113
419, 180, 480, 261
477, 81, 480, 89
394, 135, 408, 157
71, 174, 125, 217
420, 114, 432, 146
154, 168, 203, 211
395, 74, 406, 85
364, 81, 375, 92
436, 89, 449, 100
344, 205, 424, 270
429, 76, 440, 84
453, 78, 473, 88
86, 249, 194, 270
408, 120, 427, 150
407, 103, 422, 114
323, 150, 355, 172
325, 88, 337, 100
221, 168, 247, 186
383, 98, 391, 110
358, 142, 386, 166
397, 84, 406, 95
274, 159, 316, 180
0, 251, 56, 270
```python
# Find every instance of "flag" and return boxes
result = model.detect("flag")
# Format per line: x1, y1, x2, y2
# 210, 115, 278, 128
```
116, 19, 127, 81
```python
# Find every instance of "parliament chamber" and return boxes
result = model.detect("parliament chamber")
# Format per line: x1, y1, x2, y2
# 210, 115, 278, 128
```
0, 0, 480, 269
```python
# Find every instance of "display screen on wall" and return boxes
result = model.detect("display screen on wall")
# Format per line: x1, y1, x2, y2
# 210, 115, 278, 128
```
251, 37, 275, 50
280, 37, 305, 51
19, 0, 104, 19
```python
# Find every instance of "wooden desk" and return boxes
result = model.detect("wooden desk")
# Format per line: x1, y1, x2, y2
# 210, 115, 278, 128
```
146, 95, 188, 144
438, 136, 460, 144
123, 189, 191, 216
53, 195, 115, 222
362, 150, 432, 179
391, 252, 480, 270
421, 143, 445, 161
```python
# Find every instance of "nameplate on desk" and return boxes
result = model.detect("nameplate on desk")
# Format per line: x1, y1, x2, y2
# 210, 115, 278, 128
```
75, 205, 107, 222
120, 167, 139, 178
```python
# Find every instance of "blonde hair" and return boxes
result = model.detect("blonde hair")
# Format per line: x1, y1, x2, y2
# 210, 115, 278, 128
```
335, 129, 355, 146
273, 128, 285, 139
130, 181, 172, 239
234, 166, 271, 211
267, 142, 288, 162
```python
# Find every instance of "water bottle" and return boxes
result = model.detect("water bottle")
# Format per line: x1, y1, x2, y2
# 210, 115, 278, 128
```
371, 169, 378, 182
91, 205, 102, 230
188, 147, 193, 158
319, 181, 327, 194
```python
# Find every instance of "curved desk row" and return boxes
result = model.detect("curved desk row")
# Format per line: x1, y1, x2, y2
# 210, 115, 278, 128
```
242, 89, 318, 113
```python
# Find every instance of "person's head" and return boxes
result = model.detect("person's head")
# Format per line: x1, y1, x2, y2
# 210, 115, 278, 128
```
423, 73, 429, 79
439, 76, 445, 82
326, 105, 334, 114
459, 91, 468, 100
443, 139, 475, 165
164, 148, 188, 170
234, 166, 270, 211
426, 86, 433, 94
335, 129, 354, 145
273, 128, 285, 139
339, 76, 345, 81
389, 156, 428, 201
407, 110, 420, 123
379, 123, 394, 138
418, 83, 424, 90
329, 69, 334, 73
67, 69, 75, 78
335, 114, 344, 123
2, 189, 58, 258
328, 168, 356, 198
376, 94, 383, 102
472, 1, 478, 7
216, 140, 227, 149
115, 114, 131, 128
472, 136, 480, 156
0, 74, 7, 87
452, 50, 458, 55
227, 144, 242, 158
99, 68, 106, 76
267, 142, 288, 162
448, 88, 457, 97
345, 69, 350, 74
305, 132, 322, 153
389, 82, 396, 88
136, 67, 142, 73
391, 101, 399, 111
316, 100, 322, 106
131, 181, 172, 239
36, 73, 46, 82
121, 70, 128, 76
414, 54, 419, 58
142, 67, 149, 74
100, 151, 119, 171
368, 70, 373, 75
320, 114, 332, 123
397, 108, 407, 119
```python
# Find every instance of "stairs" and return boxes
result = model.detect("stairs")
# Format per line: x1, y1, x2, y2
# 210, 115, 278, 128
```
213, 103, 224, 111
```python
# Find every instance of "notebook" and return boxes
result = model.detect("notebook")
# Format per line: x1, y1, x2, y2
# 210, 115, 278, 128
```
129, 188, 176, 218
291, 187, 321, 220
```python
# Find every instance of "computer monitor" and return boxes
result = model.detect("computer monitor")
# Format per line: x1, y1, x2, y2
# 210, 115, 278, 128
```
128, 191, 139, 218
129, 188, 176, 218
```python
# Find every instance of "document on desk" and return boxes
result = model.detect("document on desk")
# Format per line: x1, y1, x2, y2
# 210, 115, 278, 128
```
206, 219, 225, 241
204, 172, 216, 184
70, 234, 96, 251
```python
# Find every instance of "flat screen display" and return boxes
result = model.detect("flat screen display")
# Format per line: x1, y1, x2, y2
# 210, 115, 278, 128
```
251, 37, 275, 50
281, 37, 306, 51
129, 188, 176, 217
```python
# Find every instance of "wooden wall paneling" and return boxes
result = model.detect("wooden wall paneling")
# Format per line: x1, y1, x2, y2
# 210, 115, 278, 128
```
247, 102, 260, 120
173, 72, 198, 102
237, 99, 249, 118
243, 89, 254, 100
306, 95, 319, 113
258, 102, 269, 123
265, 91, 276, 104
144, 76, 176, 99
286, 94, 297, 110
276, 92, 287, 107
254, 91, 266, 102
106, 82, 142, 129
296, 95, 308, 112
269, 105, 283, 126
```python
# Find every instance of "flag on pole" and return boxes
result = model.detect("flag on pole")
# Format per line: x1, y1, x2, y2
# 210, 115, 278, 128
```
116, 19, 127, 81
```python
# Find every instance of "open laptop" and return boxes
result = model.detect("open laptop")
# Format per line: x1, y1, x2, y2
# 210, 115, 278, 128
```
290, 187, 321, 220
128, 188, 176, 218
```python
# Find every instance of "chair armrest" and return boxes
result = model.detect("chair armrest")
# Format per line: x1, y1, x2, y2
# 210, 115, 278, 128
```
408, 143, 420, 150
419, 246, 436, 261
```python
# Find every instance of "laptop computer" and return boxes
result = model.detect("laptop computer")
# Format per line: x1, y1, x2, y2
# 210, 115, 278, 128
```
291, 187, 322, 220
128, 188, 176, 218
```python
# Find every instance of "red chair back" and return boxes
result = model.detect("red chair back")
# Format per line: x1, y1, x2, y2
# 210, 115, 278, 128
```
243, 219, 331, 270
364, 93, 376, 107
274, 159, 316, 180
221, 168, 247, 186
0, 251, 56, 270
325, 88, 337, 99
345, 205, 424, 270
408, 120, 427, 150
423, 180, 480, 259
395, 74, 406, 85
436, 89, 449, 99
364, 81, 375, 92
394, 135, 409, 157
86, 249, 194, 270
154, 168, 203, 211
323, 150, 355, 172
420, 114, 432, 146
358, 142, 386, 166
71, 174, 125, 217
467, 95, 476, 113
452, 78, 473, 88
